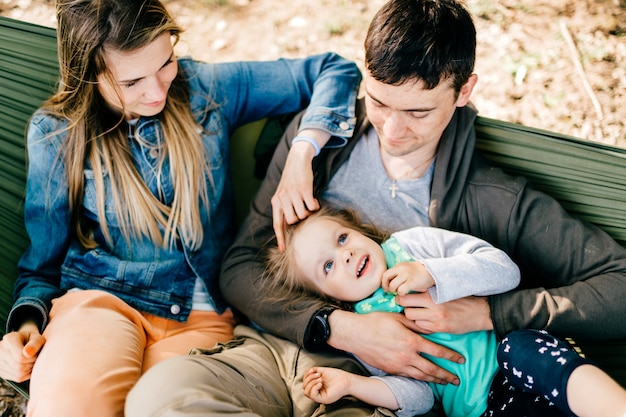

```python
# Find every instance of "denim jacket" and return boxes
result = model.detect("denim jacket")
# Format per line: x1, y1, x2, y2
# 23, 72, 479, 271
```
10, 53, 360, 332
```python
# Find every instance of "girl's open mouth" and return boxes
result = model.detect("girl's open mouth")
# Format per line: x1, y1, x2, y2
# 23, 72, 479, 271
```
356, 255, 369, 278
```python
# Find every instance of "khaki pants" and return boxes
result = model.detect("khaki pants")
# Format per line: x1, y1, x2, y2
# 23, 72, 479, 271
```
27, 290, 235, 417
125, 325, 396, 417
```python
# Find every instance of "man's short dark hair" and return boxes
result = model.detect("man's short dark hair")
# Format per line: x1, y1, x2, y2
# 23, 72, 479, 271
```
365, 0, 476, 93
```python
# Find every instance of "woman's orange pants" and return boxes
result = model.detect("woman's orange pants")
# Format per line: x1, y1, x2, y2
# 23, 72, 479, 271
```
26, 290, 235, 417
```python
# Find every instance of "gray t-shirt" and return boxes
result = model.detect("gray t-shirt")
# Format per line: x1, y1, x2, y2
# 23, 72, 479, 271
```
323, 127, 434, 233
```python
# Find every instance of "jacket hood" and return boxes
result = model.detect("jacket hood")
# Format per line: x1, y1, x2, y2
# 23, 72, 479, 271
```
430, 104, 478, 229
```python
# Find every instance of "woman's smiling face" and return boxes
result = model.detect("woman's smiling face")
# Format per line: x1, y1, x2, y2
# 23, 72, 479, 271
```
291, 216, 387, 302
97, 32, 178, 120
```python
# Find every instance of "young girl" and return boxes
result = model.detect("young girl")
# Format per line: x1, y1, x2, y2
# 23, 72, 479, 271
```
0, 0, 361, 416
266, 207, 626, 417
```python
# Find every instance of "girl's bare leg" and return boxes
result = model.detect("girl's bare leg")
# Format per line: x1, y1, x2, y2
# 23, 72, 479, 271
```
567, 364, 626, 417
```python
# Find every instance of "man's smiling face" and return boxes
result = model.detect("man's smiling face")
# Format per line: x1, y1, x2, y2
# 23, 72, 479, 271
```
364, 70, 477, 159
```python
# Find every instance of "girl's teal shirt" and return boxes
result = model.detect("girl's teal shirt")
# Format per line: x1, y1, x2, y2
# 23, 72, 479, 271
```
354, 229, 519, 417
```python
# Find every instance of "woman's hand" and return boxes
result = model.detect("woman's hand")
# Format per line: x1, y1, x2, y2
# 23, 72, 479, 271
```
0, 321, 45, 382
271, 129, 329, 250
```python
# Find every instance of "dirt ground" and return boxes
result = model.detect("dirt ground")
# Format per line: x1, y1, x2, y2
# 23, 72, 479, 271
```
0, 381, 25, 417
2, 0, 625, 149
0, 0, 625, 414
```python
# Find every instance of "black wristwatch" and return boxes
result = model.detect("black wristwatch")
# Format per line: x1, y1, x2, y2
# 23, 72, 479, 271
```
305, 307, 337, 350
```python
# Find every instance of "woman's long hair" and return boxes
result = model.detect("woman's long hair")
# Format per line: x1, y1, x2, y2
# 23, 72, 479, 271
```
46, 0, 210, 250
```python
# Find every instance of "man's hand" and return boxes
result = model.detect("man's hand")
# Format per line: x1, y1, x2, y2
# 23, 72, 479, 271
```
398, 293, 493, 334
327, 310, 463, 385
271, 129, 329, 251
0, 321, 45, 382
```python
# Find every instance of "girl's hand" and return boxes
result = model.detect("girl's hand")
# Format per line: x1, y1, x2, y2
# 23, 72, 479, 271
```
271, 129, 329, 250
0, 321, 45, 382
303, 366, 351, 404
304, 364, 400, 411
382, 261, 435, 295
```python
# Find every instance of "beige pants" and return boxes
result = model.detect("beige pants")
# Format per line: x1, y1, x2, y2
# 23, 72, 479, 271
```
125, 324, 396, 417
26, 290, 235, 417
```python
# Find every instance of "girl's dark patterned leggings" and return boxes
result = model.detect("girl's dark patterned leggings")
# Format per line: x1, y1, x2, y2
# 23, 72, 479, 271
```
483, 329, 593, 417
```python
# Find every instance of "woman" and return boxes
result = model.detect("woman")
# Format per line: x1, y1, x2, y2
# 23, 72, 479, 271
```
0, 0, 361, 416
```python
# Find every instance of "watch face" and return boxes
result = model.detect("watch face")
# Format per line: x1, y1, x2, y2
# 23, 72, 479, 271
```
307, 309, 335, 348
313, 309, 334, 345
317, 314, 330, 338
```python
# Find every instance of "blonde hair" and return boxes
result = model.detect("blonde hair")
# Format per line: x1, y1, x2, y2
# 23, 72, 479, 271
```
264, 206, 389, 309
44, 0, 211, 250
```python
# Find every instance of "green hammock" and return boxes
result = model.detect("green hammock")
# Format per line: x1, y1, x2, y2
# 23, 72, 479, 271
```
0, 17, 58, 330
1, 16, 626, 399
474, 119, 626, 247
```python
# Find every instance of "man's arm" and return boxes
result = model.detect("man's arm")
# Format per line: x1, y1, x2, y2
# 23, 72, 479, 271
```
429, 159, 626, 340
220, 109, 464, 383
487, 185, 626, 339
220, 115, 324, 344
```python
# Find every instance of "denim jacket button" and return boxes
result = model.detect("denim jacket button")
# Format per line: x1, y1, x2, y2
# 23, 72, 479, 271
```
170, 304, 181, 315
339, 121, 350, 131
149, 148, 159, 159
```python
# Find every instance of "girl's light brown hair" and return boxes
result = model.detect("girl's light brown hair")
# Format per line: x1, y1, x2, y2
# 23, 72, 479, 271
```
263, 206, 389, 310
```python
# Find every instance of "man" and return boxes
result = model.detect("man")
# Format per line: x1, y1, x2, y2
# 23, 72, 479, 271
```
127, 0, 626, 415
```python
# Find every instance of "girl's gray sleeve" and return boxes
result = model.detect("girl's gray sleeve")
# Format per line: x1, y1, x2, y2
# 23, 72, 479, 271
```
370, 375, 434, 417
393, 227, 521, 303
360, 359, 434, 416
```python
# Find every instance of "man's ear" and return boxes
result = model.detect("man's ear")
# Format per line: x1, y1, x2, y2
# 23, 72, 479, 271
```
456, 74, 478, 107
